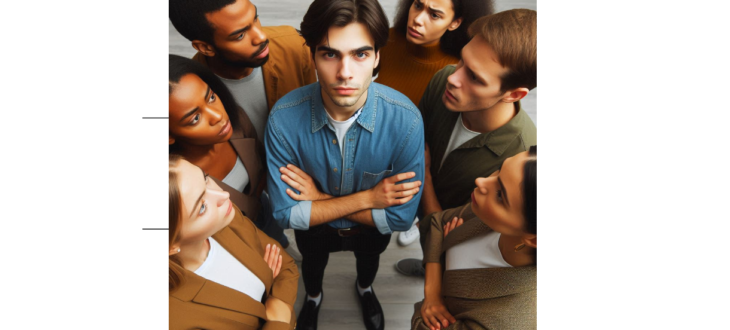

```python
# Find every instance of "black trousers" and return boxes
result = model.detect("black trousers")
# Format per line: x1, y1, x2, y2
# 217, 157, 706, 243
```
295, 224, 392, 296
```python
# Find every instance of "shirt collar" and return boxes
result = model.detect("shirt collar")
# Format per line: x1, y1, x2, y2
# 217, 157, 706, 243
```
458, 101, 530, 156
311, 82, 378, 133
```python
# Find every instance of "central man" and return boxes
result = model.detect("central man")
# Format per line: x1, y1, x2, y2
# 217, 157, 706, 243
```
264, 0, 425, 329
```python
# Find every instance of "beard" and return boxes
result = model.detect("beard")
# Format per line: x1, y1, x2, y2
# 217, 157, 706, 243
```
214, 40, 270, 69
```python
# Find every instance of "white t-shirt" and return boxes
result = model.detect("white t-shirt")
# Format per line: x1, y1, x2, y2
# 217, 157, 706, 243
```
445, 231, 513, 270
221, 156, 249, 193
325, 107, 363, 156
439, 114, 481, 171
194, 238, 266, 302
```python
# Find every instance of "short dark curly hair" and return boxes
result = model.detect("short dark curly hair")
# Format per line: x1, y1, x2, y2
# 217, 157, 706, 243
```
169, 0, 237, 45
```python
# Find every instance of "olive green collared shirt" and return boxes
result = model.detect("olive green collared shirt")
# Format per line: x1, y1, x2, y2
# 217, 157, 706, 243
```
419, 65, 537, 211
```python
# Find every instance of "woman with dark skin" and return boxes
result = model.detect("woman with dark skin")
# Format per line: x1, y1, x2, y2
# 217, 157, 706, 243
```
414, 146, 537, 330
169, 155, 298, 330
169, 54, 290, 250
376, 0, 494, 105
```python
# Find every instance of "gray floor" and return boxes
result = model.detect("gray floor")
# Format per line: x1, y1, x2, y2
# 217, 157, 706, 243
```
169, 1, 536, 329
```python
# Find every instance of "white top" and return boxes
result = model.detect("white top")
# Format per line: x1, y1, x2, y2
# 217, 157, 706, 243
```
221, 156, 250, 193
439, 114, 481, 171
194, 238, 266, 302
219, 67, 268, 142
325, 107, 363, 155
445, 231, 513, 270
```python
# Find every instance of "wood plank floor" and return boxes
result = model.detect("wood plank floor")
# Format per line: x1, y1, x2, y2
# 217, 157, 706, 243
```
169, 1, 536, 329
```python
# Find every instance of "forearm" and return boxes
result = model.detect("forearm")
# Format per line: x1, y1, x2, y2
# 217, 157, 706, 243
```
421, 172, 443, 219
309, 190, 373, 226
424, 262, 443, 299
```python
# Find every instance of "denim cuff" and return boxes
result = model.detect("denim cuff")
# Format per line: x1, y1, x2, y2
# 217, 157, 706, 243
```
289, 201, 312, 230
372, 209, 391, 234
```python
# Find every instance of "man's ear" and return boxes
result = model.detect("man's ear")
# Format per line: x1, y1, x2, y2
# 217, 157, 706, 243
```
500, 87, 529, 103
373, 50, 381, 70
522, 234, 536, 249
192, 40, 216, 57
169, 136, 175, 145
448, 17, 463, 31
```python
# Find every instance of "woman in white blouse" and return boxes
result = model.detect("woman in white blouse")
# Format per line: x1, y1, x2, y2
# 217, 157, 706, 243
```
168, 154, 299, 330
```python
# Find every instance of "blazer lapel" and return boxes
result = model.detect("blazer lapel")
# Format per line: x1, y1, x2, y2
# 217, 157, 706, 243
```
213, 226, 273, 292
170, 264, 267, 320
229, 136, 261, 195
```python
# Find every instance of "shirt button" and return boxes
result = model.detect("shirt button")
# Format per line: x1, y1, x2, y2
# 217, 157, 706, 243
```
334, 167, 338, 173
332, 139, 337, 144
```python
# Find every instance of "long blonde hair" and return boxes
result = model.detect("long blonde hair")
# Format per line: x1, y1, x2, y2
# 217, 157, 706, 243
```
169, 154, 185, 292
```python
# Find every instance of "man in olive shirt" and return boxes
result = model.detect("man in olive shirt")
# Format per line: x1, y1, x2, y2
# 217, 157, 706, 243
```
395, 9, 537, 276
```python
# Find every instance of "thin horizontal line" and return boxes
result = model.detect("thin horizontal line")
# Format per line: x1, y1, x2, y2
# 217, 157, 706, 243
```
142, 228, 169, 230
142, 117, 169, 119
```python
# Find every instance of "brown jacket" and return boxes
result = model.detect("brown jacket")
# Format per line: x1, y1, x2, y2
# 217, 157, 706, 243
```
192, 25, 317, 111
169, 206, 299, 330
412, 203, 537, 330
210, 107, 266, 222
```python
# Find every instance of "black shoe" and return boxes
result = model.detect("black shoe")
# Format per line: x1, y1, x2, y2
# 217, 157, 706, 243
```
297, 292, 322, 330
355, 281, 384, 330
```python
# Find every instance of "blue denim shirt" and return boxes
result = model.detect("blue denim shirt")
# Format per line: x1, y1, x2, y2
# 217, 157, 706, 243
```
265, 82, 425, 234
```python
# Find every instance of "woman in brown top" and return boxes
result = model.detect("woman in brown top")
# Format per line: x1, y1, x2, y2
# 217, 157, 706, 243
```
377, 0, 494, 105
169, 154, 299, 330
169, 54, 290, 250
413, 146, 537, 330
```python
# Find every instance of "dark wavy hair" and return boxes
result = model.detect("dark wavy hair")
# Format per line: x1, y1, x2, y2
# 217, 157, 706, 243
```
392, 0, 494, 58
300, 0, 390, 76
168, 54, 242, 152
523, 145, 536, 235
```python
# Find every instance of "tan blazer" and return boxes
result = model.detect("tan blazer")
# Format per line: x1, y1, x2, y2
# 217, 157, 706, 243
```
210, 106, 266, 222
193, 25, 317, 112
412, 203, 537, 330
170, 206, 299, 330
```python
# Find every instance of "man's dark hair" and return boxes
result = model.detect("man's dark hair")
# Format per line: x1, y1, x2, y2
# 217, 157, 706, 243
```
169, 0, 237, 45
392, 0, 494, 58
300, 0, 389, 75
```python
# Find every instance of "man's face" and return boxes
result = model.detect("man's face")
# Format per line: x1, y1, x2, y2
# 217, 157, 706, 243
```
205, 0, 270, 68
442, 36, 510, 112
313, 22, 380, 114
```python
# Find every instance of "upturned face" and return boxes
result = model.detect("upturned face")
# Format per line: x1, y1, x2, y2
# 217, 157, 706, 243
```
174, 159, 235, 246
405, 0, 461, 46
205, 0, 270, 68
169, 73, 233, 146
313, 22, 380, 115
470, 151, 530, 236
442, 36, 510, 112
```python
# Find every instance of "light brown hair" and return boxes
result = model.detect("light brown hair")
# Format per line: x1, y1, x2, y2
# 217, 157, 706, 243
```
468, 9, 536, 91
169, 154, 185, 292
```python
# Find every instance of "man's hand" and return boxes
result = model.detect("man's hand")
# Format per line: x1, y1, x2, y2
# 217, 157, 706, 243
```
368, 172, 422, 209
280, 164, 331, 201
443, 217, 464, 237
421, 294, 456, 330
263, 244, 283, 278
